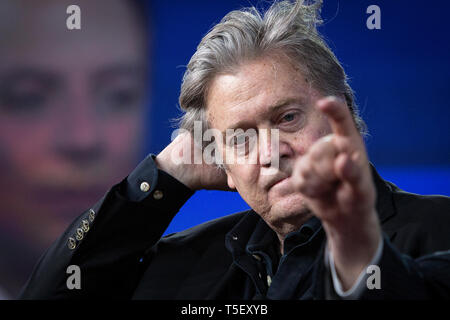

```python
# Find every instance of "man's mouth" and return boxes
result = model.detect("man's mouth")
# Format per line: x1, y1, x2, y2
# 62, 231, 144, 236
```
266, 174, 290, 190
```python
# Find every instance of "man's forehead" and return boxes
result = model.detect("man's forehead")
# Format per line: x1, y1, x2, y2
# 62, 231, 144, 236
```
206, 59, 315, 130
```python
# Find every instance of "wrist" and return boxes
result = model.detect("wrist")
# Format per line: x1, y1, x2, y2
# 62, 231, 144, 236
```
154, 154, 197, 191
324, 209, 381, 290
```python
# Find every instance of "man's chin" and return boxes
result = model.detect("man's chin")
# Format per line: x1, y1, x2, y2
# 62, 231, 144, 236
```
268, 193, 311, 223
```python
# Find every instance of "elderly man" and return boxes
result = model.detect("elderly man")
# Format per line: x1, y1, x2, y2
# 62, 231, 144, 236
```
20, 0, 450, 300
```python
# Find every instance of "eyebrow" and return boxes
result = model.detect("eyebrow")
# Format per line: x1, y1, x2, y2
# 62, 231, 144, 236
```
268, 97, 308, 112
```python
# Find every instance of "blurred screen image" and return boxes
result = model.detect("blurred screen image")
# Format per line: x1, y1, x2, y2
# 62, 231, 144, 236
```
0, 0, 150, 298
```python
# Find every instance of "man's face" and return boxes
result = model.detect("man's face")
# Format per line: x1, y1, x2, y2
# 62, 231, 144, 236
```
206, 54, 332, 228
0, 0, 147, 239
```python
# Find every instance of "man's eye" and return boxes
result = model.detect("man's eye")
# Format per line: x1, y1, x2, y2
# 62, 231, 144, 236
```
276, 111, 305, 131
281, 113, 296, 122
229, 135, 247, 146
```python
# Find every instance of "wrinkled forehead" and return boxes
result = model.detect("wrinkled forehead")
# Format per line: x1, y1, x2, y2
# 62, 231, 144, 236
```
205, 54, 315, 130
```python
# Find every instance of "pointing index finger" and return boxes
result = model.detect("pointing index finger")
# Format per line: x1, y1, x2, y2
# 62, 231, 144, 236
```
316, 96, 359, 138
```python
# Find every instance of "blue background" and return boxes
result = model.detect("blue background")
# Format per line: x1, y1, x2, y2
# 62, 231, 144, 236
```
143, 0, 449, 234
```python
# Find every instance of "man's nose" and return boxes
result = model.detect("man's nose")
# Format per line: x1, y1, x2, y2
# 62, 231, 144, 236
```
259, 129, 292, 168
259, 133, 272, 167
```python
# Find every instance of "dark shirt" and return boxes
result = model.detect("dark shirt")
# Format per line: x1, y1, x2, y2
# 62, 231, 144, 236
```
225, 212, 324, 299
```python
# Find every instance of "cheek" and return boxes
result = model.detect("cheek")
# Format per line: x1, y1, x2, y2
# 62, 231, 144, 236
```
227, 164, 259, 191
311, 111, 332, 138
290, 117, 331, 154
227, 164, 273, 210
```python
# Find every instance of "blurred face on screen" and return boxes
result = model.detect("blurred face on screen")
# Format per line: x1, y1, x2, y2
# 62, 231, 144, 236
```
0, 0, 148, 255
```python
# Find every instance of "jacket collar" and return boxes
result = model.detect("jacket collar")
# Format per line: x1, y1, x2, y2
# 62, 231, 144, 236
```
370, 163, 397, 223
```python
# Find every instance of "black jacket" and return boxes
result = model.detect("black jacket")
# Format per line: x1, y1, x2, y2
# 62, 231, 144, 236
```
19, 162, 450, 299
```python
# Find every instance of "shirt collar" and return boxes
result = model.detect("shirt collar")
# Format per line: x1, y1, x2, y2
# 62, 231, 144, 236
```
225, 210, 323, 260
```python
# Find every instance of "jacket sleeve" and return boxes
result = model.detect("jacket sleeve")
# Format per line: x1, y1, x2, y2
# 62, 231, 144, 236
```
320, 233, 450, 300
358, 194, 450, 300
19, 155, 194, 299
358, 235, 450, 299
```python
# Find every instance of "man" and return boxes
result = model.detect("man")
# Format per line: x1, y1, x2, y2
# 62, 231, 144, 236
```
20, 0, 450, 299
0, 0, 150, 298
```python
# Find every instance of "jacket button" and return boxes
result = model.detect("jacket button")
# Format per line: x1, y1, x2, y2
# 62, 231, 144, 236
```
68, 237, 77, 250
232, 235, 238, 241
252, 254, 261, 261
75, 228, 84, 241
153, 190, 163, 200
81, 219, 90, 232
88, 209, 95, 222
267, 275, 272, 287
140, 182, 150, 192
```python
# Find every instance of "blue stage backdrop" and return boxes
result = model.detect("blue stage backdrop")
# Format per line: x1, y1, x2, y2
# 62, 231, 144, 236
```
142, 0, 450, 235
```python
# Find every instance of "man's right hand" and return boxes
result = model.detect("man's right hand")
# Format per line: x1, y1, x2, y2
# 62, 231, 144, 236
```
155, 131, 230, 191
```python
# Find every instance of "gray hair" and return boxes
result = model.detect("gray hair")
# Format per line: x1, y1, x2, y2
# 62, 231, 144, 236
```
178, 0, 366, 136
